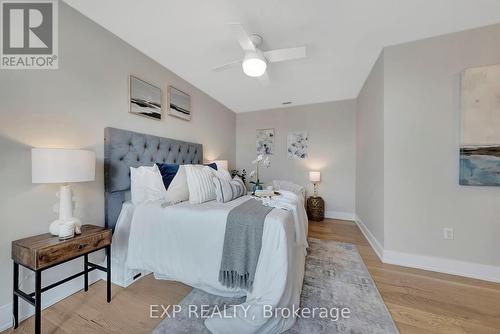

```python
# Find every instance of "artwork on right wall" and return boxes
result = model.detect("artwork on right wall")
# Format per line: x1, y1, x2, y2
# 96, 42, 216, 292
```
287, 131, 308, 159
460, 63, 500, 186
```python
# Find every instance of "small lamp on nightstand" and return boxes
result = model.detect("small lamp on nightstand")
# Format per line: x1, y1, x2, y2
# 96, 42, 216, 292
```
32, 148, 95, 237
211, 160, 229, 171
307, 171, 324, 221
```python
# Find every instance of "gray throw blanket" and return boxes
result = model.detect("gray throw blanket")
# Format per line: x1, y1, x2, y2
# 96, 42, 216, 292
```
219, 199, 274, 291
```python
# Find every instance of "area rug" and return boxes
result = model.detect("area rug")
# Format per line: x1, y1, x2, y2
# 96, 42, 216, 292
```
153, 238, 399, 333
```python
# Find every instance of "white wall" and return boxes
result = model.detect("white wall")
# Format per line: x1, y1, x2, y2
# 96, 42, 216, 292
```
356, 52, 385, 249
0, 2, 235, 321
383, 23, 500, 267
236, 100, 356, 218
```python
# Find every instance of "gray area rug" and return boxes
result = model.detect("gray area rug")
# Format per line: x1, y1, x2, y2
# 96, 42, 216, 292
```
154, 238, 399, 333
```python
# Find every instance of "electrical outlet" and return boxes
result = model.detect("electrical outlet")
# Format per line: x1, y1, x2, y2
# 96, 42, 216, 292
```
443, 228, 454, 240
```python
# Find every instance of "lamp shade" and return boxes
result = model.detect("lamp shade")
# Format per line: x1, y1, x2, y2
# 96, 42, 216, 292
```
309, 171, 321, 183
32, 148, 95, 184
212, 160, 229, 171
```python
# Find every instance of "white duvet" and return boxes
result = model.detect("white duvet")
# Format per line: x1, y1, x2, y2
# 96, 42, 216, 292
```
117, 192, 308, 334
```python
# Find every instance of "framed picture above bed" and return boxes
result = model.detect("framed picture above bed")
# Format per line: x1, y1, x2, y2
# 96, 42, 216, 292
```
129, 75, 163, 120
168, 86, 192, 121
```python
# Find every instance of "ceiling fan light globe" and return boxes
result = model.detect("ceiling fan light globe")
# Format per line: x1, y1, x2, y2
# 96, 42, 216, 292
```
242, 57, 267, 77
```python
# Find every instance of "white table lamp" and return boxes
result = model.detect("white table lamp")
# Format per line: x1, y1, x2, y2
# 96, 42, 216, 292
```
32, 148, 95, 236
212, 160, 229, 171
309, 171, 321, 196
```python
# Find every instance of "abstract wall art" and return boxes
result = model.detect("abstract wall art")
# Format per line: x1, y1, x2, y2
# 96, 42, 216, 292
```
460, 64, 500, 186
256, 128, 275, 155
287, 131, 308, 159
129, 75, 162, 120
168, 86, 191, 121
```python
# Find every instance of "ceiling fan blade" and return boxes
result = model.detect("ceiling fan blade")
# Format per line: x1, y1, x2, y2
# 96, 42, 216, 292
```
264, 46, 306, 63
212, 60, 241, 72
258, 72, 270, 86
229, 23, 256, 52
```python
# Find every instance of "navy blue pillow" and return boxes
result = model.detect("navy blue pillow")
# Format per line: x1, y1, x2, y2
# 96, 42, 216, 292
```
205, 162, 218, 170
156, 163, 217, 190
156, 163, 180, 190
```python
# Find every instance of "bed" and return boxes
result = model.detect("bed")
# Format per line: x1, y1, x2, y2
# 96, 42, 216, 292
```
104, 127, 308, 334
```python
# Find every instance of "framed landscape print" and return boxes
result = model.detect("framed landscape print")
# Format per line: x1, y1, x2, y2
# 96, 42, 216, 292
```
256, 128, 275, 155
168, 86, 191, 121
460, 64, 500, 186
129, 75, 162, 120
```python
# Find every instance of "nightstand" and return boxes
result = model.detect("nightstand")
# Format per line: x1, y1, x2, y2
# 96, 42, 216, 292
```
11, 225, 112, 334
307, 196, 325, 221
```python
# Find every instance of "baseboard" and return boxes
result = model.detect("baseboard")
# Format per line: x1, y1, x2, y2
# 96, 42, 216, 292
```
0, 267, 101, 332
354, 215, 384, 261
383, 250, 500, 283
353, 215, 500, 283
325, 210, 356, 221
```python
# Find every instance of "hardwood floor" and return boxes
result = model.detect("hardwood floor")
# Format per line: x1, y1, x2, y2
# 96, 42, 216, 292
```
310, 219, 500, 334
5, 219, 500, 333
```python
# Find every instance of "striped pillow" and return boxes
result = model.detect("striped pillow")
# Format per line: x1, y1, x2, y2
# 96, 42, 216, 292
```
213, 176, 247, 203
185, 165, 216, 204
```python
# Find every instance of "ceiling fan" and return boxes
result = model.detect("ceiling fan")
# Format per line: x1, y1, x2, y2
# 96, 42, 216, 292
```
213, 23, 307, 83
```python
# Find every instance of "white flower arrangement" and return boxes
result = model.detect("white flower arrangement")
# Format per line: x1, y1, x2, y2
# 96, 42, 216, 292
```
250, 154, 271, 190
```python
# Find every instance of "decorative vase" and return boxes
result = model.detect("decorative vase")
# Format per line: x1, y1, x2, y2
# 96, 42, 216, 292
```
253, 183, 263, 192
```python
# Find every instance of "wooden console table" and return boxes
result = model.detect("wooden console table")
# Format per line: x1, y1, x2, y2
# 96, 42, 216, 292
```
11, 225, 112, 334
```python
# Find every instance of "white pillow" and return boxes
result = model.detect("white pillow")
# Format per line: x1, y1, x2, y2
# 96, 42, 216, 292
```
130, 165, 166, 204
185, 165, 216, 204
164, 165, 189, 204
213, 176, 246, 203
213, 168, 232, 182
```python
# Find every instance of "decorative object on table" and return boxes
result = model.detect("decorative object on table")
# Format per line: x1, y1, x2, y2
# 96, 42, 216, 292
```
256, 128, 275, 155
129, 75, 163, 120
287, 131, 308, 159
231, 168, 247, 184
309, 171, 321, 195
12, 225, 112, 334
31, 148, 95, 236
460, 63, 500, 186
249, 154, 271, 192
58, 221, 75, 240
211, 160, 229, 171
307, 196, 325, 222
168, 86, 192, 121
254, 189, 276, 197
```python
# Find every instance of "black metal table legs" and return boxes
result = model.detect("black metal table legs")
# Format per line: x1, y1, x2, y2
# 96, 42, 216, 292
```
13, 262, 18, 329
12, 246, 111, 334
12, 263, 40, 333
107, 245, 111, 303
84, 254, 89, 292
35, 271, 41, 334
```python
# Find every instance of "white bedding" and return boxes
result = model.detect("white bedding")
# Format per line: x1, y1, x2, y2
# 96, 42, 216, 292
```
114, 192, 308, 334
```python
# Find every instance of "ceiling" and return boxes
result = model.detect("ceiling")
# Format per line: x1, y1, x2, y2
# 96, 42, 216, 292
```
64, 0, 500, 113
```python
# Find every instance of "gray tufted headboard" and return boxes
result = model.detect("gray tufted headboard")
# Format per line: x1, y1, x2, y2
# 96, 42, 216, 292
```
104, 127, 203, 231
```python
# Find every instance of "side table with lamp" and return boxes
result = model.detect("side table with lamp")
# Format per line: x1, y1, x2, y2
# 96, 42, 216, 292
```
12, 148, 112, 334
307, 171, 325, 222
